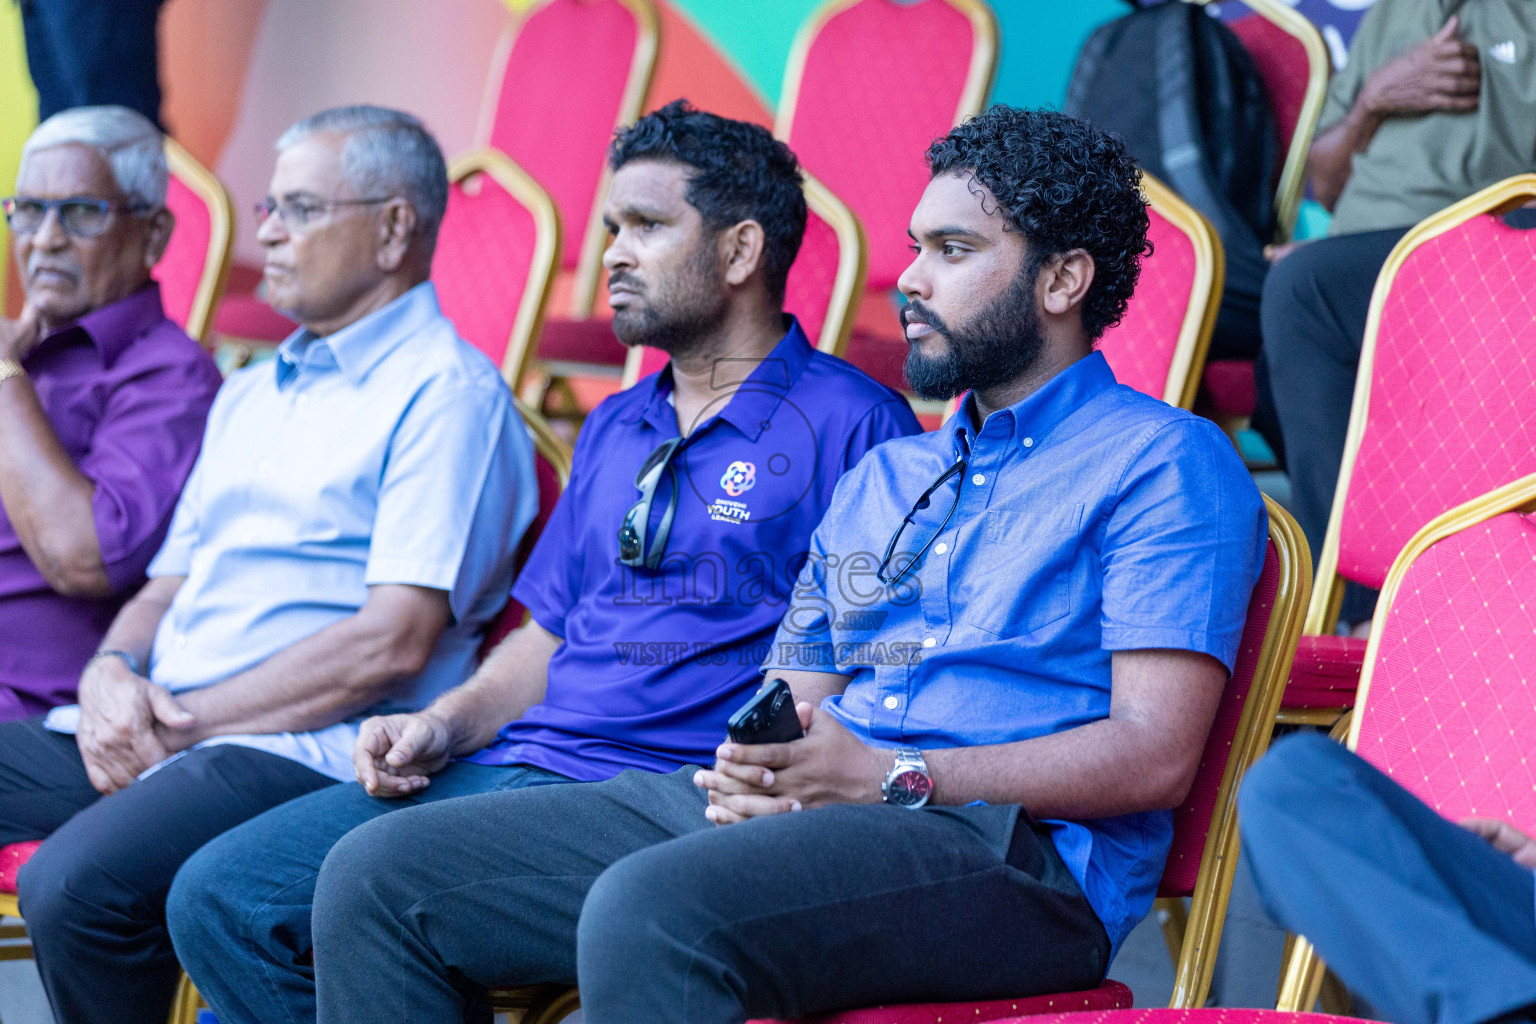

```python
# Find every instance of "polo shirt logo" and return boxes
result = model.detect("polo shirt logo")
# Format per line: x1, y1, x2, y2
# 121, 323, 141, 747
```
1489, 40, 1516, 64
720, 460, 757, 496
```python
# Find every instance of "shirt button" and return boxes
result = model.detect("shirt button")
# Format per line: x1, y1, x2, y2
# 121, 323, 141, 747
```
934, 542, 948, 555
922, 637, 936, 648
1023, 437, 1034, 448
883, 695, 900, 710
972, 473, 986, 486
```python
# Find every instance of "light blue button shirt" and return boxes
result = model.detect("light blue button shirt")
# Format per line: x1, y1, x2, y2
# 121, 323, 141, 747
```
46, 283, 537, 779
766, 352, 1267, 953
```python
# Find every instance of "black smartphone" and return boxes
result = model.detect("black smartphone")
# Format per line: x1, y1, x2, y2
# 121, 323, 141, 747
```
726, 678, 805, 745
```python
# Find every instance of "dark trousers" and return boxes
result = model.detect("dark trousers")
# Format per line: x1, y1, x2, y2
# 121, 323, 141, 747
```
19, 0, 166, 125
1259, 227, 1410, 621
167, 761, 572, 1024
1241, 733, 1536, 1024
0, 717, 334, 1024
311, 766, 1108, 1024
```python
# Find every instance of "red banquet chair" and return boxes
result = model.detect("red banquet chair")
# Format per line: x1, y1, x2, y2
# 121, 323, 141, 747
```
1276, 173, 1536, 726
620, 174, 868, 388
1273, 470, 1536, 1010
436, 149, 562, 392
492, 497, 1312, 1021
779, 0, 997, 400
1187, 0, 1331, 425
158, 138, 235, 343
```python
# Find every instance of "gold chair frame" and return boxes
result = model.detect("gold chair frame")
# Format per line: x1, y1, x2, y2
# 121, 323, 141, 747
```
163, 138, 234, 343
618, 172, 867, 389
1275, 470, 1536, 1010
477, 0, 658, 319
775, 0, 998, 143
1139, 172, 1225, 410
446, 149, 563, 395
1185, 0, 1331, 242
1280, 173, 1536, 727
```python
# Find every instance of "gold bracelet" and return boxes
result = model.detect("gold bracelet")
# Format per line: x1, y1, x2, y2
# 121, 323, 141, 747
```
0, 360, 26, 384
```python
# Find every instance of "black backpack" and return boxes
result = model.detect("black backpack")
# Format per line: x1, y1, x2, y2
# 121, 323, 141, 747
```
1065, 0, 1278, 359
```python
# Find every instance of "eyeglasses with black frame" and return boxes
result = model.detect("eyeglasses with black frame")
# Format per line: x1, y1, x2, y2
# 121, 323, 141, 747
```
876, 433, 971, 586
618, 437, 689, 570
1, 196, 151, 238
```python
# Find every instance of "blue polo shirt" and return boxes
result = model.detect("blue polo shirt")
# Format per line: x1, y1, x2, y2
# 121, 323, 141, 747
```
765, 351, 1266, 953
467, 319, 920, 780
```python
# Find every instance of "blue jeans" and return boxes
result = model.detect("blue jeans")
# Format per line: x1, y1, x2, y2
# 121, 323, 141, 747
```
1241, 733, 1536, 1024
166, 761, 573, 1024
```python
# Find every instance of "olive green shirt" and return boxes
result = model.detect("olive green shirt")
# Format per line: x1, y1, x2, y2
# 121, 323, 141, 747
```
1322, 0, 1536, 237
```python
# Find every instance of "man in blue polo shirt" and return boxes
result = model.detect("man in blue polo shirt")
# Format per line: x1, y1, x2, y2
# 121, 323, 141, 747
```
166, 100, 917, 1023
294, 106, 1267, 1024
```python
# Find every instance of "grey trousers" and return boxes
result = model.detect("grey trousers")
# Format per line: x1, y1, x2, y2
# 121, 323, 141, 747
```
310, 766, 1109, 1024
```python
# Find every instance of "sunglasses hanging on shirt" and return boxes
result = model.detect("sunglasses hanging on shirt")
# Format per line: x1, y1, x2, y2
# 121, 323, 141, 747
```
618, 436, 690, 569
877, 429, 971, 586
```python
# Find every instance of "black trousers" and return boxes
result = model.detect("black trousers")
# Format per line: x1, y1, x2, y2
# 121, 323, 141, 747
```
0, 717, 334, 1024
311, 765, 1109, 1024
1260, 227, 1411, 623
1242, 734, 1536, 1024
19, 0, 166, 126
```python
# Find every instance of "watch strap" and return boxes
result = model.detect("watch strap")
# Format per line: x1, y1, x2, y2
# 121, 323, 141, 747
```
88, 649, 142, 676
0, 360, 26, 385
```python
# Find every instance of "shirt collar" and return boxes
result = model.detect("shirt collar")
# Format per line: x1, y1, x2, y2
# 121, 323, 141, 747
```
274, 281, 440, 388
627, 316, 815, 442
44, 282, 168, 368
950, 350, 1119, 453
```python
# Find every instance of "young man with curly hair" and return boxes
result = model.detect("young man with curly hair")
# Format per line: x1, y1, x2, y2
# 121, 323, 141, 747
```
298, 106, 1267, 1023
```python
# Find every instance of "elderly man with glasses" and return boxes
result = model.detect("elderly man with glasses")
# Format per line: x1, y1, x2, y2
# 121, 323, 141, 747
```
0, 105, 221, 723
0, 104, 537, 1024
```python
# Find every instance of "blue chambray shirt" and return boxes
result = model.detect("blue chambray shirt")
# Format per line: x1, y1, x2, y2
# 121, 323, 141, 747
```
46, 283, 538, 780
765, 351, 1267, 953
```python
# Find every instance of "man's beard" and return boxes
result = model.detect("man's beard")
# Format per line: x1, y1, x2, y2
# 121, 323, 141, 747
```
901, 264, 1046, 401
609, 239, 727, 358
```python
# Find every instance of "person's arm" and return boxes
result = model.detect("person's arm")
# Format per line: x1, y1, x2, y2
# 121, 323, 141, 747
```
1461, 818, 1536, 870
699, 648, 1226, 823
769, 668, 850, 709
0, 308, 110, 597
1308, 16, 1481, 212
161, 583, 451, 747
75, 575, 191, 794
352, 618, 561, 796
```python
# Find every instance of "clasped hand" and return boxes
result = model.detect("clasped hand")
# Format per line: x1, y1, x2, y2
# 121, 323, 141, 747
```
693, 701, 894, 825
76, 657, 195, 795
352, 711, 454, 797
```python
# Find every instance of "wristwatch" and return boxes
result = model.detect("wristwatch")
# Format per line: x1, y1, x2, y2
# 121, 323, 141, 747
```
87, 649, 142, 676
881, 746, 933, 808
0, 360, 26, 385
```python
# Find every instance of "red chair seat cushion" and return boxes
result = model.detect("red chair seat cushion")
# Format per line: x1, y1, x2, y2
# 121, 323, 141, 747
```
0, 840, 42, 895
1282, 634, 1368, 709
1197, 360, 1257, 419
747, 980, 1133, 1024
537, 317, 627, 368
1006, 1009, 1372, 1024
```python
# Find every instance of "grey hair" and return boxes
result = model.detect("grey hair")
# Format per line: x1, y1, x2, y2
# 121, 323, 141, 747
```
276, 105, 449, 246
19, 105, 167, 209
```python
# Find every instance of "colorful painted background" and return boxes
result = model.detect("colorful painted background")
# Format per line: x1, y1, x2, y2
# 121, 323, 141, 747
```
1, 0, 1378, 305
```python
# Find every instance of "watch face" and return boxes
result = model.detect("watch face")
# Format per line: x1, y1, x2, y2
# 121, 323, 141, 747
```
887, 768, 933, 807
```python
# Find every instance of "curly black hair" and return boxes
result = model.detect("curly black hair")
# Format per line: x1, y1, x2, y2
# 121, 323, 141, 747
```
926, 106, 1151, 340
609, 100, 807, 302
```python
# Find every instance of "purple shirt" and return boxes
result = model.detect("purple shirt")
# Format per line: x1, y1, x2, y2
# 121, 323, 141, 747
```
0, 283, 221, 720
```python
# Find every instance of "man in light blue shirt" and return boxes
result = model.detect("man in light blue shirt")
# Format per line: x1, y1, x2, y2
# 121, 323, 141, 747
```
0, 105, 534, 1024
299, 107, 1266, 1024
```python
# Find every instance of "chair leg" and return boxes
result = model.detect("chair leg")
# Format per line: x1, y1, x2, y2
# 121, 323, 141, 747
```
1275, 934, 1328, 1012
1154, 896, 1189, 968
523, 986, 581, 1024
168, 972, 205, 1024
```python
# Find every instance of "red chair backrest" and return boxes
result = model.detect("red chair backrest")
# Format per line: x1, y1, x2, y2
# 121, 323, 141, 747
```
1097, 203, 1200, 405
1228, 11, 1310, 175
481, 444, 565, 655
781, 0, 990, 291
1335, 203, 1536, 590
1159, 535, 1280, 896
1352, 509, 1536, 834
486, 0, 647, 272
157, 173, 212, 335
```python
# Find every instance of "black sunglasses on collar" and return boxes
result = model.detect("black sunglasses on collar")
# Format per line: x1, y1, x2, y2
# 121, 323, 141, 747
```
876, 429, 971, 586
618, 437, 690, 569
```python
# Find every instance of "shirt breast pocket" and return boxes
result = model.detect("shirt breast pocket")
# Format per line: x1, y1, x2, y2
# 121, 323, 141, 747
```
961, 502, 1084, 638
